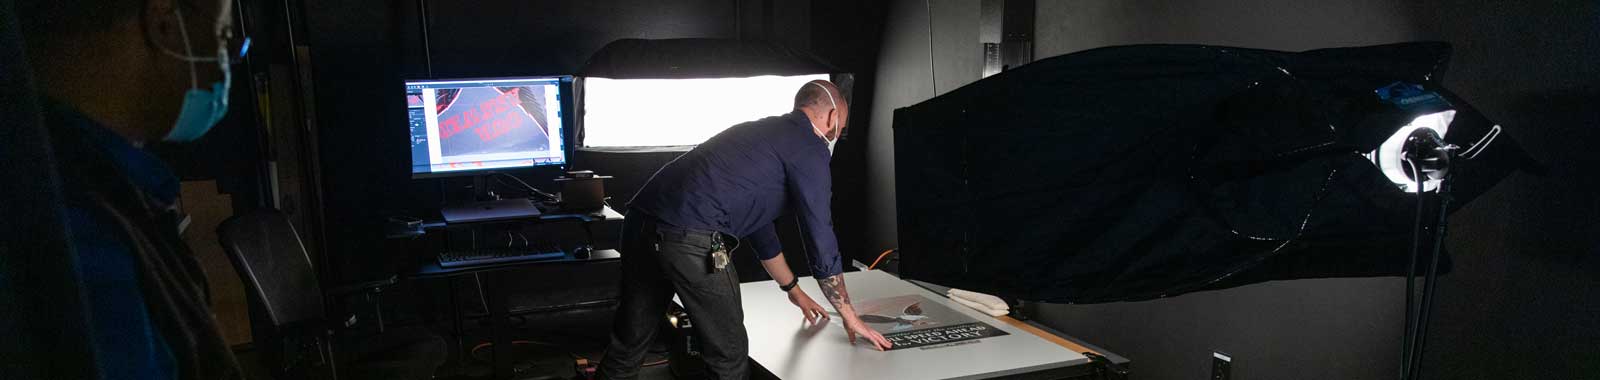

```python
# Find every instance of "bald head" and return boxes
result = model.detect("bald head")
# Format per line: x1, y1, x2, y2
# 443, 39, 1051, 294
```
794, 80, 849, 141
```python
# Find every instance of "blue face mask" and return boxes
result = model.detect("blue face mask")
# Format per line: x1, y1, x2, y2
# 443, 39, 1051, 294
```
165, 81, 230, 142
159, 0, 234, 142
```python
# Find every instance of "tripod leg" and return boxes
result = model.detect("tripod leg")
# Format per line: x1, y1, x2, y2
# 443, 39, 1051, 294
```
1410, 179, 1453, 380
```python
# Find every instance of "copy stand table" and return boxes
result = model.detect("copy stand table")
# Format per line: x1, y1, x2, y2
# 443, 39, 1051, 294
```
735, 270, 1129, 379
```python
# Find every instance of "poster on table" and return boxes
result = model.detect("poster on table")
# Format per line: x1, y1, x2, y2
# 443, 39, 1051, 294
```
852, 295, 1009, 351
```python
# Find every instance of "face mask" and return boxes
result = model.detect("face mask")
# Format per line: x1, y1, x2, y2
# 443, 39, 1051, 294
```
159, 0, 235, 142
807, 82, 840, 156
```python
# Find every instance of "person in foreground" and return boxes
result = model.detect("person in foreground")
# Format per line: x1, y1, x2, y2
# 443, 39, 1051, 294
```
598, 80, 892, 379
6, 0, 243, 378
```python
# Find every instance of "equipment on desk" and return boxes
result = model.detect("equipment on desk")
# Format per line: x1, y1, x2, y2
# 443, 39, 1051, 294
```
386, 215, 426, 237
573, 244, 595, 260
436, 246, 566, 268
555, 170, 611, 212
439, 197, 542, 223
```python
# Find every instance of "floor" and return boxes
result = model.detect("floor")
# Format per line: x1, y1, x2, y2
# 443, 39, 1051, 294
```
235, 304, 682, 380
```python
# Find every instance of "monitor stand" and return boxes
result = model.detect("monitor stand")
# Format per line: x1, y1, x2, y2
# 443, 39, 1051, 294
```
441, 198, 542, 223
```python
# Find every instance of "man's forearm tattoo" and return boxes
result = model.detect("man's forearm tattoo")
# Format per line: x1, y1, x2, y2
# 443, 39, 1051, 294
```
818, 274, 851, 309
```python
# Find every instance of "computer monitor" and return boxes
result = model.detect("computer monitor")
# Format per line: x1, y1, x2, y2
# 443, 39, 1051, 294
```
406, 76, 568, 178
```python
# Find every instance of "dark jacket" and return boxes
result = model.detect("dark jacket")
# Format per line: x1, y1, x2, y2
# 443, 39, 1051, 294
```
45, 103, 243, 380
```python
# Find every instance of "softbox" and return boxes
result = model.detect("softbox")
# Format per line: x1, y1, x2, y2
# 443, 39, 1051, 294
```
894, 42, 1535, 303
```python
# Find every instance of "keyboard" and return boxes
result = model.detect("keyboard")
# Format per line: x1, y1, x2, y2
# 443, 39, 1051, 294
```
437, 247, 566, 268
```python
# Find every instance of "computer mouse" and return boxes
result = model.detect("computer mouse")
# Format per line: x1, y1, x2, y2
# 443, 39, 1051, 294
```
574, 245, 594, 259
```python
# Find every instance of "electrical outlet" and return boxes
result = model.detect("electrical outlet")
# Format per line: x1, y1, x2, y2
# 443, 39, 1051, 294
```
1212, 352, 1232, 380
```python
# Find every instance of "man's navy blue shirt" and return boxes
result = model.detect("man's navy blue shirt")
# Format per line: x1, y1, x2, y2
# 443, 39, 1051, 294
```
50, 102, 178, 379
629, 111, 842, 279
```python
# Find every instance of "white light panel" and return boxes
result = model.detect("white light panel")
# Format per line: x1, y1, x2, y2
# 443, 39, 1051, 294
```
582, 74, 829, 147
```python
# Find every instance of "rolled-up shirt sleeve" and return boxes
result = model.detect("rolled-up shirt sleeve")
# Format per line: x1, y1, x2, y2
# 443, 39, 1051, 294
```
745, 222, 782, 261
784, 147, 843, 279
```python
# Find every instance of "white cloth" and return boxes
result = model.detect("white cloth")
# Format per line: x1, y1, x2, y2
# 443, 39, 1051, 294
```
948, 295, 1010, 317
948, 288, 1009, 311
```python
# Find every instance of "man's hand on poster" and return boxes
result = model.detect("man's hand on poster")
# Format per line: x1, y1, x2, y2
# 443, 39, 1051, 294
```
787, 287, 831, 325
839, 306, 894, 351
817, 274, 895, 351
760, 253, 893, 350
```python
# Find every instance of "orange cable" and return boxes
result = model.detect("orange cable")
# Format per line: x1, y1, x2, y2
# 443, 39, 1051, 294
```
868, 249, 896, 270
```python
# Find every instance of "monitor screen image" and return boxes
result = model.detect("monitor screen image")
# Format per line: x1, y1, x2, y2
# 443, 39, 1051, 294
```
406, 76, 567, 177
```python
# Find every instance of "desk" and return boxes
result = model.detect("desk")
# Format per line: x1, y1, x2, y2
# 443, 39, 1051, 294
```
411, 249, 620, 280
737, 270, 1127, 379
417, 205, 625, 231
411, 249, 620, 379
402, 206, 625, 379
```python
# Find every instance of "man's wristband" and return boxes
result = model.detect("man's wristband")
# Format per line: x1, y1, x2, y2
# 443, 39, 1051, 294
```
779, 277, 801, 292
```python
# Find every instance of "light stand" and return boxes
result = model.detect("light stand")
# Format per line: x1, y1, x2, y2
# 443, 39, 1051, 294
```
1399, 128, 1458, 380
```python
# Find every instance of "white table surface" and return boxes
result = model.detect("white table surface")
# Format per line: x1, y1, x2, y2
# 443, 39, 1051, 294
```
736, 270, 1089, 380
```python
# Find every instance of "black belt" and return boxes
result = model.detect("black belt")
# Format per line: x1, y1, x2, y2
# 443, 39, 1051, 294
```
636, 211, 731, 249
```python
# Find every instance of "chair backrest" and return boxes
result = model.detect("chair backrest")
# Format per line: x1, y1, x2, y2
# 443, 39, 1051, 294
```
217, 210, 325, 329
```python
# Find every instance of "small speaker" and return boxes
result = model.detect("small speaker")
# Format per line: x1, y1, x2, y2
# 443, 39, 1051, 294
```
556, 170, 611, 212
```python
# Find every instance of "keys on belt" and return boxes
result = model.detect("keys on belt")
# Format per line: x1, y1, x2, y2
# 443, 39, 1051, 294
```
710, 235, 731, 271
652, 225, 733, 273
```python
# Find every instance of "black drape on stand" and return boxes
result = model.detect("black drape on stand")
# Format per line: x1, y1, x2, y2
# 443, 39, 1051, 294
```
894, 43, 1536, 304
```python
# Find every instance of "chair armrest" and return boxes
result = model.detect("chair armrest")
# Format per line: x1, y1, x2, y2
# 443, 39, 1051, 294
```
275, 318, 334, 338
326, 275, 398, 297
325, 275, 401, 333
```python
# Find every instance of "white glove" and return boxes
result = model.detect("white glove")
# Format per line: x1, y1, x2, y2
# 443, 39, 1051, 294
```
948, 288, 1009, 311
949, 295, 1009, 317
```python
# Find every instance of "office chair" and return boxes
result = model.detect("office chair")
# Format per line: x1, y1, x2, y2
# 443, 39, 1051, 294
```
218, 210, 446, 380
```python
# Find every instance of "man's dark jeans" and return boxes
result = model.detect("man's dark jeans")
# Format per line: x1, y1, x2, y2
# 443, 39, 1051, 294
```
598, 211, 747, 380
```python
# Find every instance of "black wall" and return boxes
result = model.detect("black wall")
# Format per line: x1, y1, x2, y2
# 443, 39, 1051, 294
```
1403, 0, 1600, 377
299, 0, 890, 284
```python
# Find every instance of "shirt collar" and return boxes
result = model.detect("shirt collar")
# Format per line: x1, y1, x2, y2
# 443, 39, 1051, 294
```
785, 110, 813, 129
787, 110, 832, 147
48, 101, 181, 206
